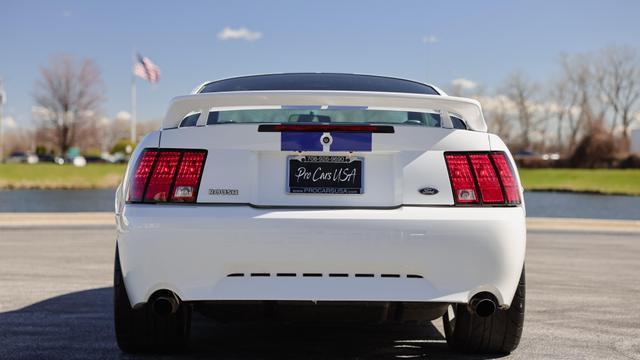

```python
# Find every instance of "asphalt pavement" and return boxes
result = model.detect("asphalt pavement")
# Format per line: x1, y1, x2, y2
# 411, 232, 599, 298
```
0, 224, 639, 359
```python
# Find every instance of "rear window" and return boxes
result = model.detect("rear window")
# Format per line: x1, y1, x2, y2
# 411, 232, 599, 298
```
199, 73, 439, 95
205, 108, 442, 127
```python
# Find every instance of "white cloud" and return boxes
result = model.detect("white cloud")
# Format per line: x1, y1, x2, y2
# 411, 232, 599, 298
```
3, 116, 16, 129
115, 111, 131, 121
31, 105, 55, 119
79, 109, 94, 118
62, 10, 72, 17
477, 95, 567, 119
451, 78, 478, 91
422, 35, 438, 44
475, 95, 517, 114
217, 27, 263, 42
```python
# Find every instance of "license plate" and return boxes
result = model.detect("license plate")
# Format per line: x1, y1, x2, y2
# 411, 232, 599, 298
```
288, 156, 363, 194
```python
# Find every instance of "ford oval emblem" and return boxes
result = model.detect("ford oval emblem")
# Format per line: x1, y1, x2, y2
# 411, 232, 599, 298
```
419, 187, 439, 195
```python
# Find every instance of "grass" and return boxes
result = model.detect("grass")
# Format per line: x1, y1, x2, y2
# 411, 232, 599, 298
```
0, 163, 127, 189
0, 164, 639, 195
519, 168, 640, 196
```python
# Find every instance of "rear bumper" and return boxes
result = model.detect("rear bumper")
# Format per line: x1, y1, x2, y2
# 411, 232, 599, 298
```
116, 205, 526, 307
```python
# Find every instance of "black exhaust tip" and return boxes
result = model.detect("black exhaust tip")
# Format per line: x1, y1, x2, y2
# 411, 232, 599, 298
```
474, 298, 497, 317
151, 292, 179, 316
469, 292, 498, 317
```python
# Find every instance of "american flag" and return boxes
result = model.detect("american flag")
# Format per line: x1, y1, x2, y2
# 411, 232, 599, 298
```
133, 54, 160, 83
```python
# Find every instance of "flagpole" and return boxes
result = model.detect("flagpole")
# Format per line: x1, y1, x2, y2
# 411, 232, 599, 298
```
0, 100, 4, 163
0, 78, 5, 163
130, 50, 137, 143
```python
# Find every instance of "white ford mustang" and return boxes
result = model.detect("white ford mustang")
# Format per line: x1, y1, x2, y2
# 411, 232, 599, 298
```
114, 73, 526, 354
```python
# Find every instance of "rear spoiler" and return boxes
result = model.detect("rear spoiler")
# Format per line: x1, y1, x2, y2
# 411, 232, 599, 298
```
162, 91, 487, 132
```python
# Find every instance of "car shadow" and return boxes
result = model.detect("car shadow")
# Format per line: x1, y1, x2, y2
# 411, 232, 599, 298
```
0, 287, 505, 359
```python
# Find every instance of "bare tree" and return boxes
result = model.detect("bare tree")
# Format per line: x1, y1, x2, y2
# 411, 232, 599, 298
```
556, 53, 602, 151
33, 55, 105, 155
550, 79, 570, 152
103, 113, 132, 152
502, 72, 539, 150
4, 128, 35, 154
594, 46, 640, 144
533, 101, 555, 152
479, 94, 514, 143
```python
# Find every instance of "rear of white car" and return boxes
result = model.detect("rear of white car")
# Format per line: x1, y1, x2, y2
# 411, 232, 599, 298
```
114, 73, 526, 355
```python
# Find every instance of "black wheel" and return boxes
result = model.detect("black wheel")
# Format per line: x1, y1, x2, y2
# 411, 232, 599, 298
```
114, 244, 191, 353
443, 267, 525, 354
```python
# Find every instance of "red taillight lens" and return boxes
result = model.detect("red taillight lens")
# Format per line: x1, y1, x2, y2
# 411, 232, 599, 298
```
171, 151, 206, 202
128, 150, 157, 202
144, 151, 181, 202
491, 153, 521, 204
128, 148, 207, 204
469, 154, 504, 204
445, 151, 521, 206
444, 154, 479, 204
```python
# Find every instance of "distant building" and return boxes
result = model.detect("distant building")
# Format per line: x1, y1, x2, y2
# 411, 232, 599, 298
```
632, 129, 640, 153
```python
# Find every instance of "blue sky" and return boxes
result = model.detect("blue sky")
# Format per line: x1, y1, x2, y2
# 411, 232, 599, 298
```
1, 0, 639, 127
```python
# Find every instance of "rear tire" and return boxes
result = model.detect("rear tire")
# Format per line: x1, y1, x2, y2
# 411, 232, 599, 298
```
113, 244, 191, 353
443, 267, 525, 354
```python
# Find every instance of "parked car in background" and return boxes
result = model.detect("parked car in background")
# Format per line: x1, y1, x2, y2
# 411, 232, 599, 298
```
111, 153, 129, 163
513, 149, 538, 160
114, 73, 526, 355
6, 151, 39, 164
513, 150, 560, 161
71, 156, 86, 167
101, 152, 129, 163
83, 155, 109, 164
37, 154, 65, 165
542, 153, 560, 161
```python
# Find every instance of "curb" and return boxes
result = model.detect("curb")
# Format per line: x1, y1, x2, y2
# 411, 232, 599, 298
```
526, 217, 640, 234
0, 212, 114, 228
0, 212, 638, 233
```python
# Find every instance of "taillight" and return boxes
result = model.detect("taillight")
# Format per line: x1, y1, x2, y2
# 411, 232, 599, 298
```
445, 151, 521, 206
171, 151, 206, 202
127, 148, 207, 204
144, 151, 181, 202
469, 154, 504, 204
491, 153, 521, 204
444, 154, 478, 204
128, 150, 157, 202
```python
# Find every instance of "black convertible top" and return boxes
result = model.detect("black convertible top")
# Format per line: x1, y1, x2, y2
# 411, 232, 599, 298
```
198, 73, 440, 95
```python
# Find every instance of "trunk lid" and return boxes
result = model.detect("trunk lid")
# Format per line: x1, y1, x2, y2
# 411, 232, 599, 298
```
159, 124, 490, 207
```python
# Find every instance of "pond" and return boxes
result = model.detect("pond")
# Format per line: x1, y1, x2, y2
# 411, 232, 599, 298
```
0, 189, 637, 220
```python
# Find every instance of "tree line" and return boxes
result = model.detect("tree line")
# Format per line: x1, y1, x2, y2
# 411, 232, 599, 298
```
451, 45, 640, 162
3, 47, 640, 163
3, 55, 157, 157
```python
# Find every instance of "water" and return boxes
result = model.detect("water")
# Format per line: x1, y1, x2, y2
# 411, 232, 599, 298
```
0, 189, 638, 220
0, 189, 116, 213
523, 192, 639, 220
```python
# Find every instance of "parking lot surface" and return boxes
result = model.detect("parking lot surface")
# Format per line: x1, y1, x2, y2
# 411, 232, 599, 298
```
1, 226, 639, 359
